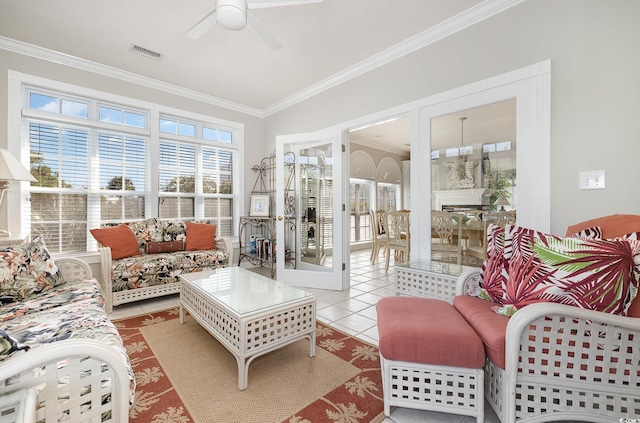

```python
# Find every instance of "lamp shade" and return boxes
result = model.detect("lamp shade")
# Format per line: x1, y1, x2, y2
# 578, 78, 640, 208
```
0, 149, 37, 182
494, 195, 510, 206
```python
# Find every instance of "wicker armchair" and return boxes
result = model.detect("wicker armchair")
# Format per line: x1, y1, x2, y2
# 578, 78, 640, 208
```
456, 271, 640, 422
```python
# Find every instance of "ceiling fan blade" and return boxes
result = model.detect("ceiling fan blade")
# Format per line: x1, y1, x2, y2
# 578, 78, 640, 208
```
247, 0, 323, 10
246, 12, 282, 50
184, 8, 218, 40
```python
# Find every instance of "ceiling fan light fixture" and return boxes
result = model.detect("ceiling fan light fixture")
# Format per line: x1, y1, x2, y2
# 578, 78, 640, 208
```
217, 0, 248, 30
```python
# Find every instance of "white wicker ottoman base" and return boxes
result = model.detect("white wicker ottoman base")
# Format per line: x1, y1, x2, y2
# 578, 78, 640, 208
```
381, 355, 484, 423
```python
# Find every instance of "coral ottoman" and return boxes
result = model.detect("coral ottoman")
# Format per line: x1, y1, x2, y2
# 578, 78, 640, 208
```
376, 296, 485, 422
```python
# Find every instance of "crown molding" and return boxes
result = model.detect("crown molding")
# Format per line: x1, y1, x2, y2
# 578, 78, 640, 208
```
0, 0, 525, 119
263, 0, 527, 116
0, 36, 264, 118
350, 136, 409, 158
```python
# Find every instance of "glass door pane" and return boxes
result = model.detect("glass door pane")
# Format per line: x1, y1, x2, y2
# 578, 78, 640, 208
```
430, 99, 517, 267
276, 131, 345, 290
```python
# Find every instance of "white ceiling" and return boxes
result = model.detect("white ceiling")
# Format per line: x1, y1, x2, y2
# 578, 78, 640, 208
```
0, 0, 483, 111
0, 0, 522, 154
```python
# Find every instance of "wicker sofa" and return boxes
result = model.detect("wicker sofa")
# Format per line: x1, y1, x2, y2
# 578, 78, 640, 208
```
0, 240, 132, 422
453, 215, 640, 422
93, 218, 233, 313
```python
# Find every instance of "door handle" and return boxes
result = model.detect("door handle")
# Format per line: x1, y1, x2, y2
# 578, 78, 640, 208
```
277, 216, 283, 221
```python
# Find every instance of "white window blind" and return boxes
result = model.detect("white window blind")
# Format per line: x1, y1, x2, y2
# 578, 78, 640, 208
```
99, 132, 147, 222
350, 180, 373, 243
377, 183, 399, 211
159, 141, 196, 220
159, 140, 237, 237
29, 121, 89, 253
20, 84, 241, 253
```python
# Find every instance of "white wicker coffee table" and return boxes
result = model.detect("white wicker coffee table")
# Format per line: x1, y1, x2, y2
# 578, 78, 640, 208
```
179, 267, 316, 390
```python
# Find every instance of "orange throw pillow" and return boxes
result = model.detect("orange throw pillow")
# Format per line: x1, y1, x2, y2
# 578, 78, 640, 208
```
90, 224, 141, 260
185, 222, 217, 251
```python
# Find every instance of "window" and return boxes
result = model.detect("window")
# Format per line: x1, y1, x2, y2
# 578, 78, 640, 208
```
158, 114, 238, 236
29, 122, 89, 252
29, 91, 89, 118
159, 141, 196, 219
19, 82, 241, 253
350, 179, 373, 243
99, 133, 147, 222
99, 104, 146, 128
160, 117, 196, 137
377, 183, 399, 211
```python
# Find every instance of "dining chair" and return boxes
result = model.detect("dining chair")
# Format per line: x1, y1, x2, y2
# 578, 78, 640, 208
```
431, 210, 463, 264
384, 210, 410, 271
465, 210, 516, 264
460, 209, 486, 264
370, 209, 388, 264
484, 210, 516, 229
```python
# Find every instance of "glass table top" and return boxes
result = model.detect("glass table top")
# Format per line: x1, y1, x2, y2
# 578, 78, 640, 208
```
180, 267, 313, 315
396, 259, 476, 277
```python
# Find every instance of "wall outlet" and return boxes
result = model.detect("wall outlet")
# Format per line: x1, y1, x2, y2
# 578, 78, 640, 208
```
579, 170, 605, 190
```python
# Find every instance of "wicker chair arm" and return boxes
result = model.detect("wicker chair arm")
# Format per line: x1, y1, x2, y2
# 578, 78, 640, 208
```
503, 302, 640, 422
456, 269, 482, 296
217, 236, 234, 266
0, 339, 131, 422
98, 246, 114, 313
55, 257, 93, 280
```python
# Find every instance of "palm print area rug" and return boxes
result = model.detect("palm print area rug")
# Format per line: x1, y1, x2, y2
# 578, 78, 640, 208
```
114, 308, 385, 423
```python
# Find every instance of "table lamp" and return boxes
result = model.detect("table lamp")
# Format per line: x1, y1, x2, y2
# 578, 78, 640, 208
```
0, 148, 38, 237
494, 195, 510, 212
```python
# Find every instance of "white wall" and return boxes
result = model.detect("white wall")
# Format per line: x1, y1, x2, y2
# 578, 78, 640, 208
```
264, 0, 640, 235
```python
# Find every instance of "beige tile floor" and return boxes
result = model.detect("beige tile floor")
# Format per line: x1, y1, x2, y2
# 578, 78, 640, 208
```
108, 249, 499, 423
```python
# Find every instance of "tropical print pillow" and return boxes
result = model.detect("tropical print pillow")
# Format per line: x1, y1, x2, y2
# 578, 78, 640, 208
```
491, 226, 640, 317
0, 236, 64, 303
617, 232, 640, 241
477, 224, 508, 303
570, 225, 603, 239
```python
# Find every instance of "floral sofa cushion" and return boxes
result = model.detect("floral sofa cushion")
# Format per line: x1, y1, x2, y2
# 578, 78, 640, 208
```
103, 218, 164, 254
127, 218, 164, 254
0, 329, 29, 360
1, 295, 125, 362
0, 278, 104, 323
1, 288, 136, 404
161, 220, 187, 242
0, 236, 64, 304
111, 249, 228, 292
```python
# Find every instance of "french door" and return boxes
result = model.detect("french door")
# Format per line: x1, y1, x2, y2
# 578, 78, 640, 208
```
275, 130, 347, 290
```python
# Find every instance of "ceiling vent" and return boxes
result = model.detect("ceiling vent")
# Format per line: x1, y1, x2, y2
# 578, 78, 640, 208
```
129, 44, 163, 61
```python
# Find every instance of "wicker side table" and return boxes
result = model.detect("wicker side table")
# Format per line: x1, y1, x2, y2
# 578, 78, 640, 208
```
394, 260, 475, 303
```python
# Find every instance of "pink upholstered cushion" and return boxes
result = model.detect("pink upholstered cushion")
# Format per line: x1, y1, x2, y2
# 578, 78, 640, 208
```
453, 295, 509, 369
376, 297, 485, 369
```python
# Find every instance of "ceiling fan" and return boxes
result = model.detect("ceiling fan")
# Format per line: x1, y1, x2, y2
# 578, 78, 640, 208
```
185, 0, 323, 50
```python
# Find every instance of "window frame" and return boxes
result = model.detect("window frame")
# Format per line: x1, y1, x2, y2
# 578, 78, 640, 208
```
9, 72, 244, 254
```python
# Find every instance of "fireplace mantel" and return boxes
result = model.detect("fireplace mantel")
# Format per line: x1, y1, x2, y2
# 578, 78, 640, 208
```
434, 189, 485, 211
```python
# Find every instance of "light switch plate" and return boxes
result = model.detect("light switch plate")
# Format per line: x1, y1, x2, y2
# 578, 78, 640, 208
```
579, 170, 605, 190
